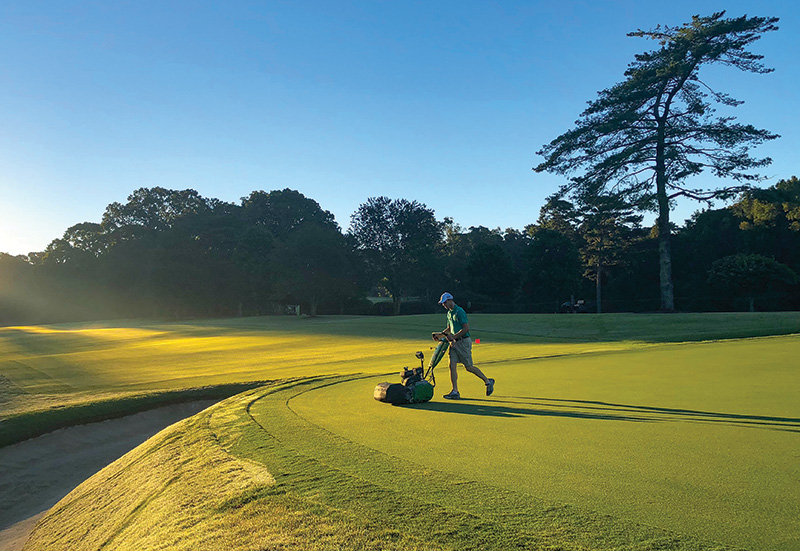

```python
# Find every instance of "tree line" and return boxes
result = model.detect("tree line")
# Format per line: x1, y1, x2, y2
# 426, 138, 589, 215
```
1, 177, 799, 326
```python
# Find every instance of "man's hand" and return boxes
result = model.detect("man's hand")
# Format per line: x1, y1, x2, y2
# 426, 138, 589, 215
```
432, 332, 445, 342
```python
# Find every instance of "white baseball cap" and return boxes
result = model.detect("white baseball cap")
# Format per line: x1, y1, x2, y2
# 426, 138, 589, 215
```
439, 292, 454, 304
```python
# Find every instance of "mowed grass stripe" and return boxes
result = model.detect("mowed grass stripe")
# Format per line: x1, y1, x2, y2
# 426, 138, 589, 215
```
289, 336, 800, 551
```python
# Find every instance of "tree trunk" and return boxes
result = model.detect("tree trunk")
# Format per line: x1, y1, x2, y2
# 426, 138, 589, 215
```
748, 296, 755, 312
657, 221, 675, 311
655, 119, 675, 312
596, 258, 602, 314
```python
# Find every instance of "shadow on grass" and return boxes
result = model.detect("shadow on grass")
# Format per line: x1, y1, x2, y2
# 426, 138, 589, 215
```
406, 399, 652, 422
408, 396, 800, 432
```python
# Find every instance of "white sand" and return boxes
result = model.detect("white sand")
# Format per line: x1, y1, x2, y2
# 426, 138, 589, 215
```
0, 400, 217, 550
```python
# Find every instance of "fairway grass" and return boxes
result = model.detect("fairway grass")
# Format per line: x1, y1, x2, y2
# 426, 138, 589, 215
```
4, 312, 800, 422
5, 312, 800, 549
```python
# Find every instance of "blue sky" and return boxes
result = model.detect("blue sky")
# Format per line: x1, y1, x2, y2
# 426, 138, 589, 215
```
1, 0, 797, 256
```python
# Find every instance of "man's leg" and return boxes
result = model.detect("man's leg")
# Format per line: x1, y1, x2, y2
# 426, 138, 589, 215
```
442, 351, 460, 399
466, 364, 495, 396
465, 364, 488, 383
458, 339, 489, 384
449, 356, 459, 393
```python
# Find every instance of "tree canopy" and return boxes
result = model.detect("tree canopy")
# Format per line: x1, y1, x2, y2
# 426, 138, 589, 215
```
348, 197, 442, 315
241, 189, 338, 238
708, 253, 798, 312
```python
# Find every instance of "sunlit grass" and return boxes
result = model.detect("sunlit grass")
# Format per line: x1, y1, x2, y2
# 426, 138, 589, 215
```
7, 312, 800, 549
5, 312, 799, 402
3, 313, 800, 441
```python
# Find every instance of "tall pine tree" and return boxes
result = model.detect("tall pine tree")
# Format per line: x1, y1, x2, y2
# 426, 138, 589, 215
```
535, 12, 779, 311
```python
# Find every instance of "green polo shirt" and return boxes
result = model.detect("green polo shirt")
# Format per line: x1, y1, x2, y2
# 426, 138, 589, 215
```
446, 305, 470, 338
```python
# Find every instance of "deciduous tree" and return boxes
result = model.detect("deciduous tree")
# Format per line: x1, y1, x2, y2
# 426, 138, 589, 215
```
465, 243, 518, 303
241, 189, 338, 239
271, 224, 354, 316
349, 197, 442, 314
707, 253, 798, 311
102, 187, 212, 233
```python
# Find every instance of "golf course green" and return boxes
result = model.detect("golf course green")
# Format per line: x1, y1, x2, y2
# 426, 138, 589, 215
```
294, 337, 800, 549
3, 313, 800, 550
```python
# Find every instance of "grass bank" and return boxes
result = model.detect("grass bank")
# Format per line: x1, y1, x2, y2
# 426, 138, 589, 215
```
0, 382, 267, 447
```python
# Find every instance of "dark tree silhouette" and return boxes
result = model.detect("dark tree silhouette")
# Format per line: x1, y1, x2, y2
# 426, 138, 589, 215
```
708, 254, 798, 311
349, 197, 442, 314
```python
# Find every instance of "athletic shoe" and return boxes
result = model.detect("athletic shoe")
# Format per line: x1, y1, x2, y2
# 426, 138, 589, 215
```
486, 378, 495, 397
443, 390, 460, 400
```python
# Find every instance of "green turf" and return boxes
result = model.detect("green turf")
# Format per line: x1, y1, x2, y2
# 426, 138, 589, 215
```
6, 312, 800, 549
4, 312, 799, 421
292, 336, 800, 550
24, 380, 743, 550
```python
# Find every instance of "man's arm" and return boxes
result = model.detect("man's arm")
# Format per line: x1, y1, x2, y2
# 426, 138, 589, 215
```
447, 322, 469, 342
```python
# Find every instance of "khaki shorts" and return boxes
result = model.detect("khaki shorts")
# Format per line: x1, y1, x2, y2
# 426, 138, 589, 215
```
449, 337, 474, 367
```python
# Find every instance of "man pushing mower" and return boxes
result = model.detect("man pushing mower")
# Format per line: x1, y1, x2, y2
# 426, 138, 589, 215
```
432, 292, 495, 400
